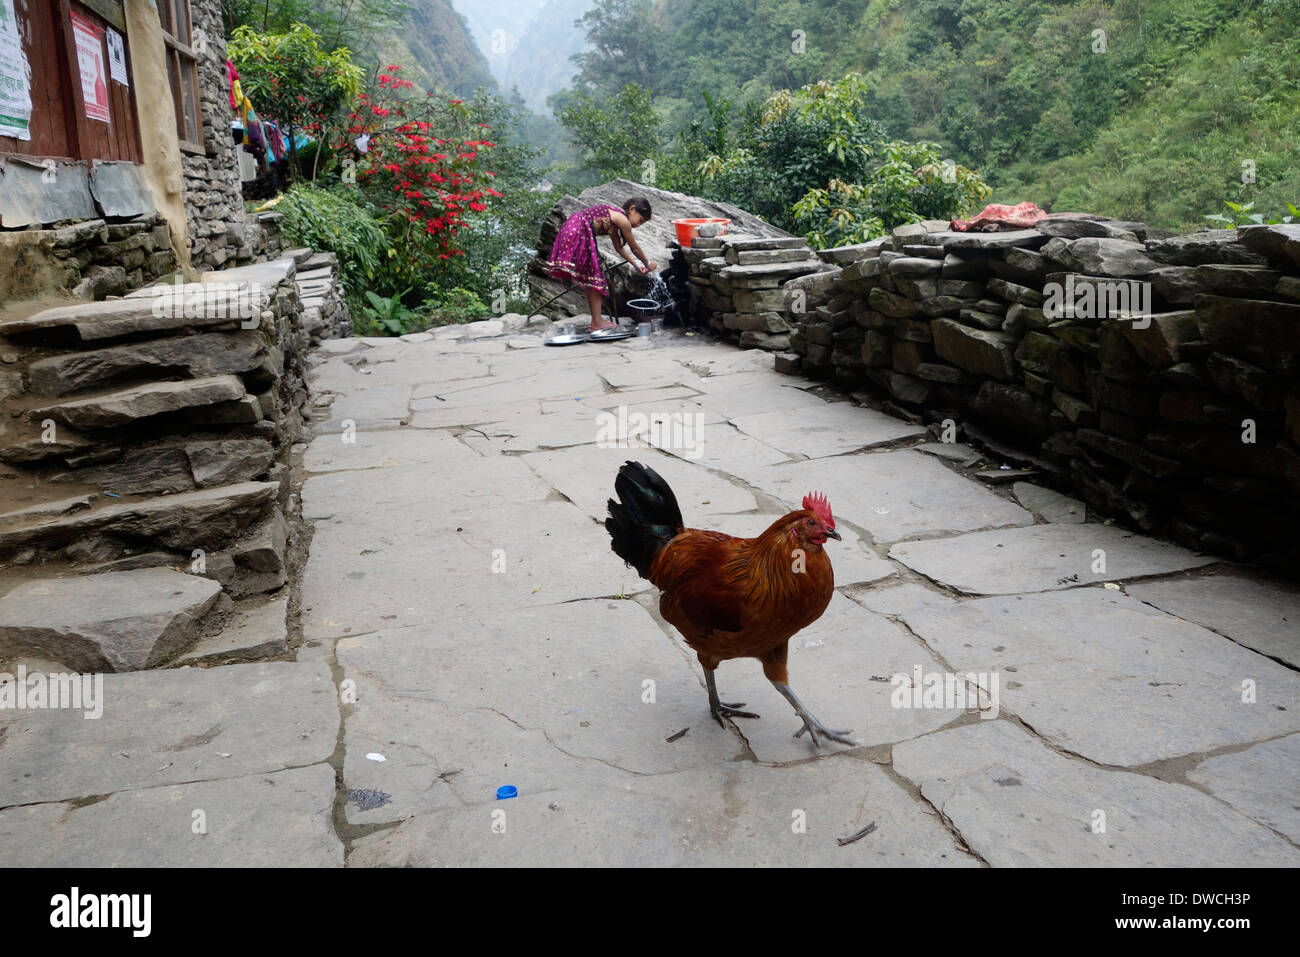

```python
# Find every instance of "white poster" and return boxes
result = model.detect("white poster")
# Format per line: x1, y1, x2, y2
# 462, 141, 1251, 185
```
70, 10, 109, 123
0, 0, 32, 140
106, 26, 127, 86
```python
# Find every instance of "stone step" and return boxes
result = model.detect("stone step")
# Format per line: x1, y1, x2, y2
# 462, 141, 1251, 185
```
0, 493, 98, 530
28, 375, 248, 429
0, 418, 95, 464
2, 283, 269, 341
0, 568, 224, 672
301, 252, 338, 271
176, 594, 288, 664
198, 258, 296, 287
26, 330, 275, 397
0, 480, 277, 555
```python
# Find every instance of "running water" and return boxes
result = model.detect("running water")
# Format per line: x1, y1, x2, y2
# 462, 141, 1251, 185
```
645, 269, 676, 311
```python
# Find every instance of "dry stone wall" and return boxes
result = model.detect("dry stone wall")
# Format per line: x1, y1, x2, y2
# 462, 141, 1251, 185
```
682, 218, 1300, 572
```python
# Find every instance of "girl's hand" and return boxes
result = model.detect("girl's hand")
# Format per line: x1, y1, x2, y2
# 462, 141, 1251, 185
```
640, 261, 657, 274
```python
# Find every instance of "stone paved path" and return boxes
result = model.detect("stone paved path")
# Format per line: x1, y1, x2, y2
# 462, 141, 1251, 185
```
3, 321, 1297, 866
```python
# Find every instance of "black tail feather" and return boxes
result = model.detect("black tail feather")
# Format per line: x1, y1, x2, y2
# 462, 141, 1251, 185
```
605, 460, 684, 578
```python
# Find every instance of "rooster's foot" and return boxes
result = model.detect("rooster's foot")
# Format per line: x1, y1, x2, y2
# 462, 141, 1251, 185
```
711, 701, 760, 727
704, 670, 759, 727
772, 682, 857, 748
793, 718, 856, 747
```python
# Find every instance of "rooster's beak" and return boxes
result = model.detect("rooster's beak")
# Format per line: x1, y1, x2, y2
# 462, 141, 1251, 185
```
826, 528, 841, 541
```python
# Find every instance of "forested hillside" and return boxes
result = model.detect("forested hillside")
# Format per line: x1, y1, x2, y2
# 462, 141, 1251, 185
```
373, 0, 497, 96
562, 0, 1300, 229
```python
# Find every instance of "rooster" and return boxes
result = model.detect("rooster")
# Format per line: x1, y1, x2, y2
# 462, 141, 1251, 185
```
606, 460, 854, 748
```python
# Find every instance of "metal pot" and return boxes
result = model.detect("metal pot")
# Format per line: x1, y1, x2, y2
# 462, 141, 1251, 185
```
626, 298, 662, 322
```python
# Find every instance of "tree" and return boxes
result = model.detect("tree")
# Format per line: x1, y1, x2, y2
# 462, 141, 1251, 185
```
227, 22, 365, 177
221, 0, 409, 53
554, 82, 664, 182
570, 0, 667, 98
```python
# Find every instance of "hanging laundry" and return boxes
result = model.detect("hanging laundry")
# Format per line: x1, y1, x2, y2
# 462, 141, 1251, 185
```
227, 60, 241, 110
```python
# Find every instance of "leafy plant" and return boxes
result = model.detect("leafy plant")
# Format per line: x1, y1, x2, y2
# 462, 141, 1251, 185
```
1204, 200, 1299, 227
359, 288, 420, 335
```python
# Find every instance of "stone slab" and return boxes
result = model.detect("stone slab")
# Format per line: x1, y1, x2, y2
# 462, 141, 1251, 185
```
0, 765, 339, 867
0, 661, 338, 806
522, 445, 755, 525
1012, 482, 1086, 523
28, 331, 271, 396
728, 404, 927, 459
0, 481, 278, 554
347, 752, 977, 867
0, 284, 269, 340
304, 428, 476, 473
893, 720, 1300, 866
1187, 734, 1300, 842
1127, 573, 1300, 668
741, 450, 1033, 544
889, 523, 1217, 593
300, 494, 618, 641
911, 442, 983, 467
901, 589, 1300, 765
314, 383, 413, 433
30, 375, 247, 429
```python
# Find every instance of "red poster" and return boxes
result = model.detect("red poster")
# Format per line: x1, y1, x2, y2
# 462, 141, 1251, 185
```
70, 10, 110, 123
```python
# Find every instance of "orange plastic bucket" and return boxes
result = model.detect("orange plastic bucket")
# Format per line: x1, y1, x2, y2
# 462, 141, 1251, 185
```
672, 218, 731, 247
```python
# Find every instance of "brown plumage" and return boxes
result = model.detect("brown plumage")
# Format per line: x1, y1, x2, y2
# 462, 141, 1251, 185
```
606, 461, 854, 747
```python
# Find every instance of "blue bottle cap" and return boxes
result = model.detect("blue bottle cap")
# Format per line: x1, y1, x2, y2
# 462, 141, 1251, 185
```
496, 785, 517, 800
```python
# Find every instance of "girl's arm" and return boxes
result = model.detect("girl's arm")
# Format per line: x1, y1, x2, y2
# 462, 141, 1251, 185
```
610, 211, 657, 273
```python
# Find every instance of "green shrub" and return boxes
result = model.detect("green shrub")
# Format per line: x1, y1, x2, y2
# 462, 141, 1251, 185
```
422, 287, 489, 326
276, 183, 390, 310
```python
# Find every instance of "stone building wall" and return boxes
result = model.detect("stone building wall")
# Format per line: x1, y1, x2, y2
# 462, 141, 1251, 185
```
181, 0, 271, 271
681, 219, 1300, 573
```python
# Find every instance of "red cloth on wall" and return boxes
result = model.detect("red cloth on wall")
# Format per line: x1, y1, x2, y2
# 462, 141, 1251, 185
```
951, 201, 1049, 232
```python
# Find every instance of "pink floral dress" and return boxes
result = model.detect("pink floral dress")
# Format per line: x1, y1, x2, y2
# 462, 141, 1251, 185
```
546, 204, 623, 294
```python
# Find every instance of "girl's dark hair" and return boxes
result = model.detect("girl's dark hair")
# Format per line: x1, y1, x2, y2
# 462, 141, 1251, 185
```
623, 197, 652, 220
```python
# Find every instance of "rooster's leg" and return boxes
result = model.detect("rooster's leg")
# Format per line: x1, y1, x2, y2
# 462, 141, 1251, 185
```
705, 670, 759, 726
772, 682, 856, 747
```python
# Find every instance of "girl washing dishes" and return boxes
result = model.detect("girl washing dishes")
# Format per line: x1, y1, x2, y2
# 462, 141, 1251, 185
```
545, 198, 657, 332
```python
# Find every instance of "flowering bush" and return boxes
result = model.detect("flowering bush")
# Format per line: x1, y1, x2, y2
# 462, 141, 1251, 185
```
343, 66, 503, 283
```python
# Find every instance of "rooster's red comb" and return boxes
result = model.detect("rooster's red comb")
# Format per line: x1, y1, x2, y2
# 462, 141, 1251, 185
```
802, 491, 834, 528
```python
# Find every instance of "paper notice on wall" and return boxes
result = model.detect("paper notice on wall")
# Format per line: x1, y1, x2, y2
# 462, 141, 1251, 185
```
106, 26, 127, 86
70, 10, 110, 123
0, 0, 33, 139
